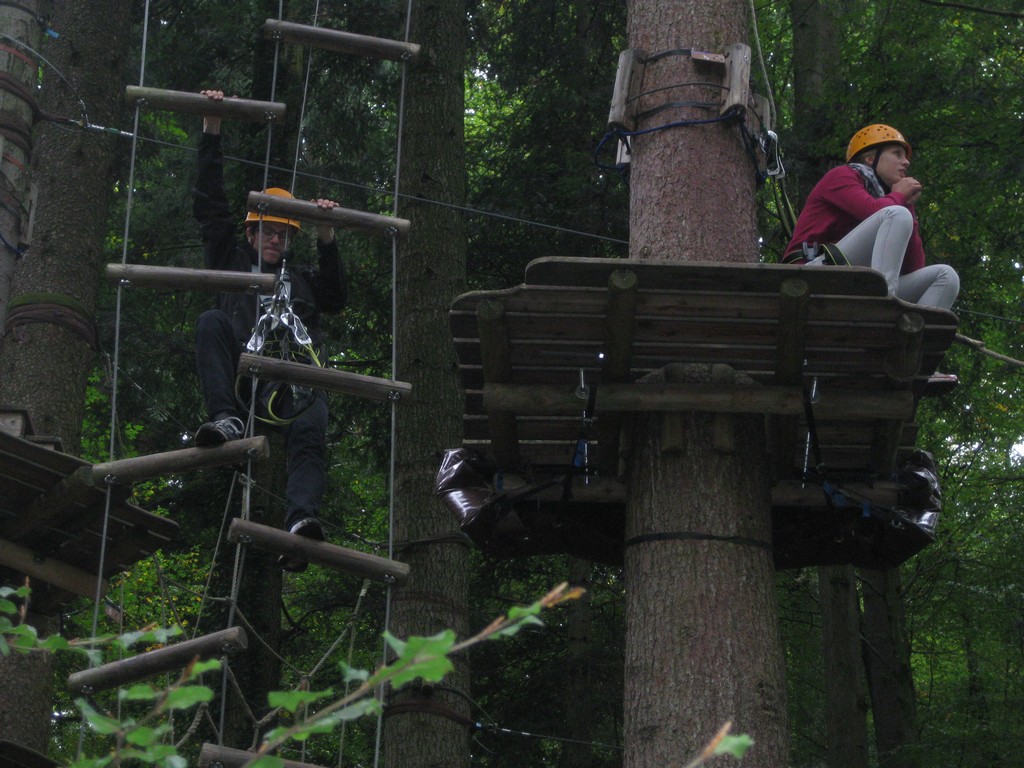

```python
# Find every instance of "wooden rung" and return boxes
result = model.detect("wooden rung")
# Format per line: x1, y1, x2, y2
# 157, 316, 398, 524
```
262, 18, 420, 62
200, 743, 326, 768
105, 264, 277, 294
91, 436, 270, 486
238, 353, 412, 403
124, 86, 286, 123
67, 626, 248, 694
0, 536, 108, 600
247, 192, 410, 239
227, 519, 409, 583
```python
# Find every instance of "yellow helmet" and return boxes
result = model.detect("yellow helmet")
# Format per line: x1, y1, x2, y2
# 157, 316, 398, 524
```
243, 187, 302, 231
845, 124, 912, 162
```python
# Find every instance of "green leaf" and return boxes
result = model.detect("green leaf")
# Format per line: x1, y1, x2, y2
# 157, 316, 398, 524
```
119, 684, 163, 702
185, 658, 221, 680
267, 688, 334, 713
117, 625, 183, 651
124, 723, 169, 746
37, 634, 74, 652
163, 685, 214, 710
0, 585, 29, 599
76, 698, 123, 736
248, 757, 285, 768
0, 635, 9, 657
371, 630, 455, 688
714, 733, 755, 758
338, 661, 369, 684
0, 598, 17, 614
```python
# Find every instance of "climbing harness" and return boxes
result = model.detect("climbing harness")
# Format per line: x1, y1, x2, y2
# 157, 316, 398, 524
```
238, 262, 323, 426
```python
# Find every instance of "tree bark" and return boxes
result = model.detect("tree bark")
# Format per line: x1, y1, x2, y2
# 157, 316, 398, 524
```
0, 0, 129, 753
622, 2, 788, 767
382, 0, 469, 766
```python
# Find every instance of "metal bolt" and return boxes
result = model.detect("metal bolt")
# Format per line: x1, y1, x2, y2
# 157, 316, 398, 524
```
383, 574, 397, 585
387, 390, 402, 402
384, 225, 399, 237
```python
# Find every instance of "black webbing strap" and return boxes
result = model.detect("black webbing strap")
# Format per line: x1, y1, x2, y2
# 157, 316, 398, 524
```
624, 531, 773, 553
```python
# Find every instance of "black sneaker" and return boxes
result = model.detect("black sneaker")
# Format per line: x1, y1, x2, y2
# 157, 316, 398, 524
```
278, 517, 325, 573
195, 416, 245, 447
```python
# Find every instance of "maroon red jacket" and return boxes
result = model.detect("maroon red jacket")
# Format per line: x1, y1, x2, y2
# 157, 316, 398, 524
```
784, 164, 925, 273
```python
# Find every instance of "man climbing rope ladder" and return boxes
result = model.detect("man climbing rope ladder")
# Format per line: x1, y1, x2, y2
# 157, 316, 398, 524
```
191, 89, 348, 572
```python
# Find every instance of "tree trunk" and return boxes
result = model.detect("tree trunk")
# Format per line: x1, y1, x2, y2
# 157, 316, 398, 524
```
818, 565, 869, 768
382, 0, 469, 766
622, 2, 788, 767
860, 568, 918, 768
0, 0, 129, 753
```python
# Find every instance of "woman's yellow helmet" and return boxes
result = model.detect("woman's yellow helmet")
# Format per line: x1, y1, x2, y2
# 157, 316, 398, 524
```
846, 124, 912, 163
243, 187, 302, 230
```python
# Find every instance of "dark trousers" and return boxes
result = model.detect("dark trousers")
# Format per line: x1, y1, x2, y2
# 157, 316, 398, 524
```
196, 309, 328, 528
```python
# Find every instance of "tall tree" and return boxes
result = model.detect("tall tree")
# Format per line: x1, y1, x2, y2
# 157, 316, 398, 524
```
621, 2, 788, 767
0, 0, 131, 752
383, 0, 470, 766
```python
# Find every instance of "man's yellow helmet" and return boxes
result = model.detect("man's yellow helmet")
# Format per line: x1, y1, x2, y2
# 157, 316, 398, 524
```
243, 187, 302, 231
846, 124, 912, 163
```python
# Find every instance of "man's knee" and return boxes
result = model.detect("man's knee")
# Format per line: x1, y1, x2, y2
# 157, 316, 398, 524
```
196, 309, 232, 342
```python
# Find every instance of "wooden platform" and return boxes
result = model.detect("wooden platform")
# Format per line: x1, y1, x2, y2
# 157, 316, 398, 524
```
450, 257, 959, 482
0, 431, 179, 609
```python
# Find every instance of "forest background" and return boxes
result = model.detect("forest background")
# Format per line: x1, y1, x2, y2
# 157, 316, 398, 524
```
1, 0, 1023, 766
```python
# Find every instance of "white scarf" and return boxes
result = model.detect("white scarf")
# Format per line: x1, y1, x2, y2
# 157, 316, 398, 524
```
848, 162, 887, 198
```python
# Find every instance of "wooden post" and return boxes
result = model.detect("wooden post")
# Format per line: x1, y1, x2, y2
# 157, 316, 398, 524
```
598, 269, 638, 474
262, 19, 420, 62
227, 519, 409, 583
237, 354, 412, 403
771, 277, 810, 479
105, 264, 276, 294
66, 626, 247, 693
0, 537, 108, 600
247, 192, 410, 239
476, 299, 520, 468
124, 87, 285, 123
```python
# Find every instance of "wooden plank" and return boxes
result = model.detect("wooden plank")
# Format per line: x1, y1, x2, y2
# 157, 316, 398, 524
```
262, 19, 420, 62
125, 87, 285, 123
0, 536, 108, 600
247, 192, 410, 239
238, 354, 412, 403
523, 257, 892, 296
67, 627, 247, 693
227, 519, 409, 583
106, 263, 277, 294
597, 269, 638, 473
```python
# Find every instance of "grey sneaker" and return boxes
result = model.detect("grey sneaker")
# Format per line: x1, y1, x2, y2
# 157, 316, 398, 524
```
279, 517, 325, 573
195, 416, 245, 447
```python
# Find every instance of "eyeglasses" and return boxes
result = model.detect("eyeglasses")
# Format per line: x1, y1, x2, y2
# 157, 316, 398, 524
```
255, 226, 292, 241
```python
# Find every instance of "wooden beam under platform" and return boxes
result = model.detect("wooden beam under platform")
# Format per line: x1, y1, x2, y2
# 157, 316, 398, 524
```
125, 87, 285, 123
247, 192, 410, 240
66, 626, 247, 694
481, 382, 915, 420
262, 18, 421, 62
0, 536, 108, 600
238, 354, 412, 403
227, 519, 409, 583
105, 264, 277, 294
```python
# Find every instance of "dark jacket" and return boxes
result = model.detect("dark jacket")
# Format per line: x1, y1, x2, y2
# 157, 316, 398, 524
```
193, 132, 347, 350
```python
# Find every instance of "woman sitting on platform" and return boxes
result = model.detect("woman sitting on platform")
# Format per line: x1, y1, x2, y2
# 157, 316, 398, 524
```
784, 123, 959, 310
